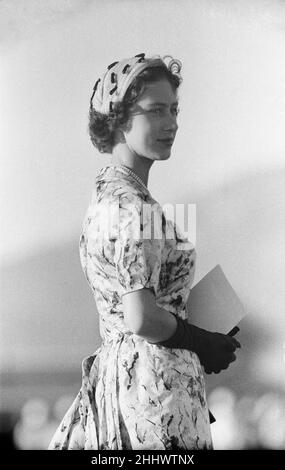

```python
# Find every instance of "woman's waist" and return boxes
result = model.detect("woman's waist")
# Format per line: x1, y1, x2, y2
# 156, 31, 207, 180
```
100, 327, 135, 345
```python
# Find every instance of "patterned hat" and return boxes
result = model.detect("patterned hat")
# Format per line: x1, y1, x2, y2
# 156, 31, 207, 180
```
90, 53, 182, 115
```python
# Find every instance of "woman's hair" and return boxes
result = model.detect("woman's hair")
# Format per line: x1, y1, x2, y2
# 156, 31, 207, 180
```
88, 66, 181, 154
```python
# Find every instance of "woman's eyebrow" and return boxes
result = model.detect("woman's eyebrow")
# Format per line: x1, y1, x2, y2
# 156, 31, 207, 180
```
147, 101, 179, 107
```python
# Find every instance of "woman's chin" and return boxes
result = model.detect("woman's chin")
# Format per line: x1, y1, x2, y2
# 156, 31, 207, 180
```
159, 151, 172, 160
147, 150, 172, 161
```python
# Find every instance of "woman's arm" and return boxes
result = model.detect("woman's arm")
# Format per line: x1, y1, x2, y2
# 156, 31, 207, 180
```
122, 288, 178, 343
122, 287, 240, 374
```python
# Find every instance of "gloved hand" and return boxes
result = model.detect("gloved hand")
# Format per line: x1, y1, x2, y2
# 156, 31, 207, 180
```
153, 314, 241, 374
191, 326, 240, 374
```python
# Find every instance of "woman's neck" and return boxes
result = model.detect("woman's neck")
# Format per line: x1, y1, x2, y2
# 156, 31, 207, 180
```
111, 144, 154, 188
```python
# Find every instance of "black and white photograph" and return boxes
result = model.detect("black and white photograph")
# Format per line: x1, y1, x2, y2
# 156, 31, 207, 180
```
1, 0, 285, 455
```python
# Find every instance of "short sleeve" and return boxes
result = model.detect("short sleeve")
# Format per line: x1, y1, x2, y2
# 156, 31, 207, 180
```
114, 193, 165, 296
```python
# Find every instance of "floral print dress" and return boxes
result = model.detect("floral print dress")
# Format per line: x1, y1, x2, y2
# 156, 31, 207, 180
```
48, 165, 213, 450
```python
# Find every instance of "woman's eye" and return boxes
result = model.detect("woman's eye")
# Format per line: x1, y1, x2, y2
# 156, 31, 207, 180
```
151, 108, 163, 116
149, 107, 180, 116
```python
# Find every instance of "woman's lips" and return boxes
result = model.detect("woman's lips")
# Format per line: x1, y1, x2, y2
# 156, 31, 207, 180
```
157, 139, 174, 147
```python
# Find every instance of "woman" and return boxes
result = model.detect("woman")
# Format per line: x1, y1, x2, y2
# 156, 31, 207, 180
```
48, 53, 240, 450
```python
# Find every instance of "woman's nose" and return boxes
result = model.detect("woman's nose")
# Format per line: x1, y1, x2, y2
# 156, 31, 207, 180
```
164, 114, 178, 132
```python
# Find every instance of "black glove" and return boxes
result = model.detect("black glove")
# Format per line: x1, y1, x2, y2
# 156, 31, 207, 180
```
152, 313, 241, 374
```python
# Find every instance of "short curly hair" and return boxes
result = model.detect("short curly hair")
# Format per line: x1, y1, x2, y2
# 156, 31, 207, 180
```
88, 66, 181, 154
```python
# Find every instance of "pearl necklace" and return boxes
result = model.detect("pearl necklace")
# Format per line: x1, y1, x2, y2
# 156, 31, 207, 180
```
115, 164, 150, 193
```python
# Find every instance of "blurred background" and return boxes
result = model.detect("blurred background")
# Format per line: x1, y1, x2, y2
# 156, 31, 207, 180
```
1, 0, 285, 449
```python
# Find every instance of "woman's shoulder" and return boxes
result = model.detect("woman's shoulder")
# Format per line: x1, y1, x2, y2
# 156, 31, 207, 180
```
94, 165, 151, 203
96, 181, 156, 210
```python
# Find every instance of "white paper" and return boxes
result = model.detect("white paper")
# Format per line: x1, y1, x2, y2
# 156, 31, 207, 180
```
187, 264, 246, 334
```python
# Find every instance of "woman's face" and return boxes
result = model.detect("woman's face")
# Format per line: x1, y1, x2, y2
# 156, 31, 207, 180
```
122, 78, 179, 161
